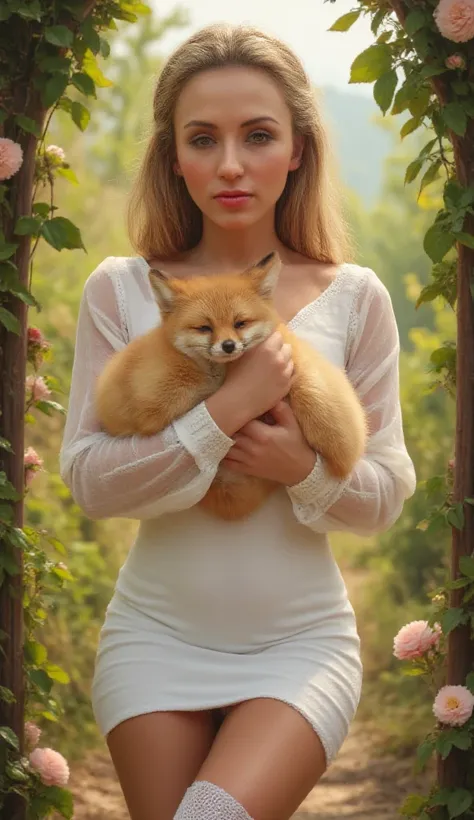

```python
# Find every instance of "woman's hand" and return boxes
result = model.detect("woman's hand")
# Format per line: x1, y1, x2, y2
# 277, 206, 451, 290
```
224, 331, 294, 421
221, 401, 317, 487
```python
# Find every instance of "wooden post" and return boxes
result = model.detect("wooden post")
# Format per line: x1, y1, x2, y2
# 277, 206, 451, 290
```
0, 119, 42, 820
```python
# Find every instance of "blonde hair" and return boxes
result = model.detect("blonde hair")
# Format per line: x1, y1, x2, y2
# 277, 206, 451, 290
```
128, 23, 352, 264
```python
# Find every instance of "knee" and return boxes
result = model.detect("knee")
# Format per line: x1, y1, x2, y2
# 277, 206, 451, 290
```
174, 780, 253, 819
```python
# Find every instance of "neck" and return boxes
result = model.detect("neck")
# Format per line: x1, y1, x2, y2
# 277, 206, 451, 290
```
192, 210, 285, 273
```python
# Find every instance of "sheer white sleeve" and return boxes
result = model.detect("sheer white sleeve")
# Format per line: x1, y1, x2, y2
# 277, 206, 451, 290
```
286, 268, 416, 536
59, 259, 234, 520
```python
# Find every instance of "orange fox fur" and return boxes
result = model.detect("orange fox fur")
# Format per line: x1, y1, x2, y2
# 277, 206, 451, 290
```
95, 252, 367, 520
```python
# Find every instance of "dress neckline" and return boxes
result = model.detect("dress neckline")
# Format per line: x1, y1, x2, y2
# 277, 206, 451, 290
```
137, 257, 351, 332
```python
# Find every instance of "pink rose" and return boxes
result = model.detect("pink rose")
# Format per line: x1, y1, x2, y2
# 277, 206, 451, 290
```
25, 721, 42, 749
393, 620, 442, 660
27, 327, 45, 346
45, 145, 66, 164
0, 138, 23, 181
445, 53, 466, 68
24, 447, 44, 486
29, 747, 70, 787
434, 0, 474, 42
26, 375, 51, 401
433, 685, 474, 726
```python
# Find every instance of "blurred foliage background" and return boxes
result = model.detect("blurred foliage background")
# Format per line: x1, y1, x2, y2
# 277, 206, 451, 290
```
25, 6, 455, 763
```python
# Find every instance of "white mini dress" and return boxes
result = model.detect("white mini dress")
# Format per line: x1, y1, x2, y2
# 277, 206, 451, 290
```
59, 256, 416, 764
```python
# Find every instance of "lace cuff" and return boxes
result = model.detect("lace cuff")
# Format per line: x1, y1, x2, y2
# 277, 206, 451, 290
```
287, 457, 350, 526
173, 401, 234, 471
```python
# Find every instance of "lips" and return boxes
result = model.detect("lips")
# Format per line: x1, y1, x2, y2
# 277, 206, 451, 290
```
213, 190, 253, 208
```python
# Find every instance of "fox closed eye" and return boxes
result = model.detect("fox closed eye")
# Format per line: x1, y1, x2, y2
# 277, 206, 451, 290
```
194, 324, 213, 332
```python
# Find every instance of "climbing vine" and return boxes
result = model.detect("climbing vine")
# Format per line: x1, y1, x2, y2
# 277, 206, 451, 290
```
328, 0, 474, 815
0, 2, 149, 818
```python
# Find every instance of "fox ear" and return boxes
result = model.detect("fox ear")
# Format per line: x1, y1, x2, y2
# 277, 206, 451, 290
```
245, 251, 281, 299
148, 269, 176, 313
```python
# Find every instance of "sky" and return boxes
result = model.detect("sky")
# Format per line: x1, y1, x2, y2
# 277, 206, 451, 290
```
152, 0, 375, 95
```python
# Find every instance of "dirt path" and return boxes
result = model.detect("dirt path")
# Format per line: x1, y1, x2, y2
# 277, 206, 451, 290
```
68, 722, 430, 819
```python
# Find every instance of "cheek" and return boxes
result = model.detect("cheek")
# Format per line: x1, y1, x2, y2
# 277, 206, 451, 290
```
176, 148, 212, 196
250, 145, 294, 187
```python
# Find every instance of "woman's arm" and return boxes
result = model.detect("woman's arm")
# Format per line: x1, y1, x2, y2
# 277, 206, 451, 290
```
59, 259, 237, 520
286, 268, 417, 536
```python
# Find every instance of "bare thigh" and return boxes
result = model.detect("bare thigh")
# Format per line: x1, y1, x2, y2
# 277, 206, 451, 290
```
196, 698, 327, 820
107, 710, 217, 820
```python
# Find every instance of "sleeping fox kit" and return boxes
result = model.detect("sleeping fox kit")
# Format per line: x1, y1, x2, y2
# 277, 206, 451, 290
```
95, 252, 367, 520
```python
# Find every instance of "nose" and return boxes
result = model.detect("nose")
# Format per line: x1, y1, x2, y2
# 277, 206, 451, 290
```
221, 339, 236, 354
218, 142, 244, 181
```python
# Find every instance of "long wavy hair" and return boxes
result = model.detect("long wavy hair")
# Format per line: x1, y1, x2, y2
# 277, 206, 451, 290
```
127, 23, 352, 264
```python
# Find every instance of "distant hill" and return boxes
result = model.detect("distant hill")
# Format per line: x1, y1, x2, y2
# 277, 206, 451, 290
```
319, 86, 396, 205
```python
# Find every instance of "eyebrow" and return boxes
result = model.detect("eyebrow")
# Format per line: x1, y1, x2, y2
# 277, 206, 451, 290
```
183, 116, 279, 129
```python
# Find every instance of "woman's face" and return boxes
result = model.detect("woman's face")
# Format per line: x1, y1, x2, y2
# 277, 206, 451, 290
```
173, 65, 303, 231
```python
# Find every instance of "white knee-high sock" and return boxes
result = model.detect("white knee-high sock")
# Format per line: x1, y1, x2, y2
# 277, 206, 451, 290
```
174, 780, 254, 819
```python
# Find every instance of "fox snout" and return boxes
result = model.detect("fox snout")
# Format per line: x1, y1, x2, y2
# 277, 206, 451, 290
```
211, 336, 244, 361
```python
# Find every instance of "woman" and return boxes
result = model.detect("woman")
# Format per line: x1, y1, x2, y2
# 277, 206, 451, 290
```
60, 23, 416, 820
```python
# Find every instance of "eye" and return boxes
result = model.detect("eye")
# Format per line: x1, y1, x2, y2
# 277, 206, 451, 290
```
190, 135, 214, 148
234, 320, 247, 329
247, 130, 273, 144
194, 325, 213, 333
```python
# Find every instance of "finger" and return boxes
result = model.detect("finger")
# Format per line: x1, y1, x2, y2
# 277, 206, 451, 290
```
281, 343, 293, 364
270, 400, 295, 426
239, 420, 271, 444
221, 457, 249, 473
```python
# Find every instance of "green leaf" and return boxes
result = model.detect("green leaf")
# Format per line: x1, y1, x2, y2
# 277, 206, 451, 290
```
82, 49, 113, 87
449, 730, 472, 751
33, 202, 51, 218
402, 666, 426, 676
0, 503, 14, 523
400, 117, 421, 139
456, 232, 474, 249
35, 399, 66, 416
42, 73, 69, 109
53, 565, 74, 582
0, 725, 19, 750
424, 224, 456, 262
14, 114, 40, 136
0, 437, 13, 452
37, 55, 72, 74
405, 159, 423, 185
421, 65, 447, 79
446, 504, 465, 530
0, 686, 16, 704
46, 786, 74, 820
24, 639, 47, 665
459, 556, 474, 579
0, 306, 20, 334
0, 549, 21, 576
466, 672, 474, 694
44, 25, 74, 48
0, 473, 21, 501
71, 100, 91, 131
448, 789, 472, 819
436, 733, 453, 759
404, 9, 427, 36
0, 243, 18, 261
400, 794, 427, 816
99, 37, 111, 59
45, 664, 70, 684
391, 82, 413, 115
350, 44, 392, 84
371, 7, 387, 35
15, 216, 42, 236
16, 1, 42, 20
41, 217, 84, 251
415, 739, 435, 772
329, 10, 361, 32
443, 102, 467, 137
29, 667, 53, 694
374, 69, 398, 115
419, 160, 442, 194
79, 17, 101, 53
71, 72, 96, 97
56, 167, 79, 185
416, 282, 442, 307
441, 607, 466, 635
